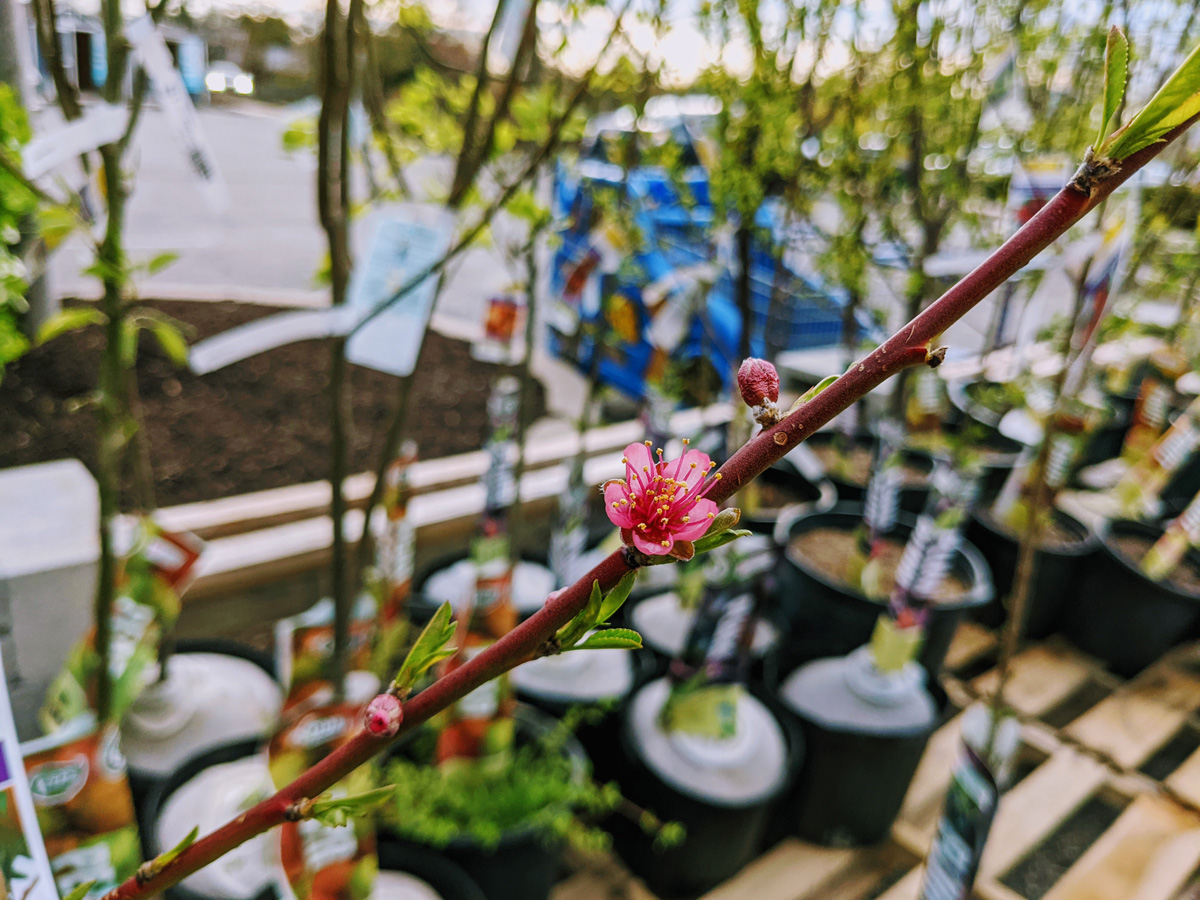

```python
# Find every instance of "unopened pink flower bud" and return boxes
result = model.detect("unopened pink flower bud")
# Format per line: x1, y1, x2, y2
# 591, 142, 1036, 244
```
738, 358, 779, 408
365, 694, 403, 736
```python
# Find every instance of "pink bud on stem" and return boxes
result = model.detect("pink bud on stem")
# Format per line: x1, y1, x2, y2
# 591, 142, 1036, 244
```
737, 358, 781, 425
365, 694, 403, 736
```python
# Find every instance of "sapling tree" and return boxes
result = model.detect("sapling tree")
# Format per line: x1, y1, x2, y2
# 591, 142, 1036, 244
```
11, 0, 191, 723
91, 24, 1200, 900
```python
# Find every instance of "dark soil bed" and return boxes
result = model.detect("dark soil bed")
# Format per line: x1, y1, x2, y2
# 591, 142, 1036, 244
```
0, 300, 544, 506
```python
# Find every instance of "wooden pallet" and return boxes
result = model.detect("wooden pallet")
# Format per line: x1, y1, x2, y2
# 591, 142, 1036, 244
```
555, 624, 1200, 900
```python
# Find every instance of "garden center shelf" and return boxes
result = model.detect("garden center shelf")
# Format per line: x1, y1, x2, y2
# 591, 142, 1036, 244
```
555, 623, 1200, 900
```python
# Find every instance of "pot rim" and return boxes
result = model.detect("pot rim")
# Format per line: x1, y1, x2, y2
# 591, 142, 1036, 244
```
1096, 518, 1200, 603
781, 503, 994, 611
619, 681, 796, 810
741, 464, 838, 528
971, 506, 1099, 558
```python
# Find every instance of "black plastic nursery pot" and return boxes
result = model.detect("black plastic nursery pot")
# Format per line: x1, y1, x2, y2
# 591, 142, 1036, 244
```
740, 463, 837, 535
125, 637, 280, 814
1061, 518, 1200, 678
142, 740, 281, 900
776, 505, 993, 679
804, 432, 935, 515
512, 649, 656, 786
377, 705, 585, 900
966, 508, 1097, 640
607, 683, 802, 898
772, 683, 947, 846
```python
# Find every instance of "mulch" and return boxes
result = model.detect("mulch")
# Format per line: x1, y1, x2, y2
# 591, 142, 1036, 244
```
0, 300, 544, 506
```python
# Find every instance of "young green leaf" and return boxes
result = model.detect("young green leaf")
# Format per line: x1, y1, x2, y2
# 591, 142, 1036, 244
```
142, 825, 199, 878
702, 508, 742, 539
36, 204, 79, 249
1104, 37, 1200, 160
391, 601, 457, 695
145, 251, 180, 276
693, 527, 753, 555
36, 306, 105, 344
1097, 27, 1129, 151
596, 570, 638, 625
787, 374, 838, 413
555, 580, 604, 649
308, 786, 395, 828
61, 883, 97, 900
150, 320, 189, 366
566, 628, 643, 651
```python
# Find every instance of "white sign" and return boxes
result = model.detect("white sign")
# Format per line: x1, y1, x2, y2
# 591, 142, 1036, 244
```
189, 306, 356, 374
125, 16, 229, 211
21, 105, 129, 180
345, 210, 455, 377
188, 207, 454, 376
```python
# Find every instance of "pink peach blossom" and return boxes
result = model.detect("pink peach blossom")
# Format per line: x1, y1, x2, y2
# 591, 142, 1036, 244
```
604, 441, 721, 557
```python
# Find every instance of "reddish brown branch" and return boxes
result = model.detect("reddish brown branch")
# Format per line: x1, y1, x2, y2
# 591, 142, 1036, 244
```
100, 111, 1200, 900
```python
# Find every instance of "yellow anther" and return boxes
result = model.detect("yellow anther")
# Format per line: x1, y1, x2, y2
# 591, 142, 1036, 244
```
644, 440, 652, 446
707, 512, 715, 518
682, 516, 690, 523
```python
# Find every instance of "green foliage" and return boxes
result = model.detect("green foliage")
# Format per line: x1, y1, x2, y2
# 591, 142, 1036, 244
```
379, 709, 675, 853
307, 787, 394, 828
1098, 27, 1129, 151
551, 572, 639, 652
1104, 37, 1200, 159
390, 601, 457, 696
37, 306, 107, 344
0, 85, 36, 381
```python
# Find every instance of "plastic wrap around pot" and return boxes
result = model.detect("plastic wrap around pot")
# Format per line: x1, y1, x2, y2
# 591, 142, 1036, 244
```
775, 504, 993, 679
1061, 518, 1200, 677
122, 640, 282, 802
966, 508, 1097, 639
142, 740, 283, 900
608, 679, 798, 898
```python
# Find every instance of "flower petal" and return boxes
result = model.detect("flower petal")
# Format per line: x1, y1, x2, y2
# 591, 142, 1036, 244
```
632, 530, 671, 555
670, 449, 714, 491
623, 441, 655, 481
603, 480, 635, 528
672, 499, 721, 540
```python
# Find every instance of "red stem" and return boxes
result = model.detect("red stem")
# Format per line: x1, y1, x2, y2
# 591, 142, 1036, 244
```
102, 118, 1198, 900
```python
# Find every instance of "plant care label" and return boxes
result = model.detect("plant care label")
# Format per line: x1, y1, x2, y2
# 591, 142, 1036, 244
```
276, 597, 378, 712
435, 644, 516, 764
21, 715, 140, 900
269, 673, 380, 900
471, 292, 526, 364
0, 647, 56, 900
1142, 490, 1200, 582
918, 705, 1019, 900
125, 16, 229, 212
41, 516, 201, 732
1117, 393, 1200, 517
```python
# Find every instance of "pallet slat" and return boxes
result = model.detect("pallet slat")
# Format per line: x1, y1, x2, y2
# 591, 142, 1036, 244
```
1065, 665, 1200, 771
972, 643, 1096, 718
980, 748, 1109, 880
1042, 795, 1200, 900
698, 840, 867, 900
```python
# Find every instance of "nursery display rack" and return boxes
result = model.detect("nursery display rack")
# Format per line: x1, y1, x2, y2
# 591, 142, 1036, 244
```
555, 623, 1200, 900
